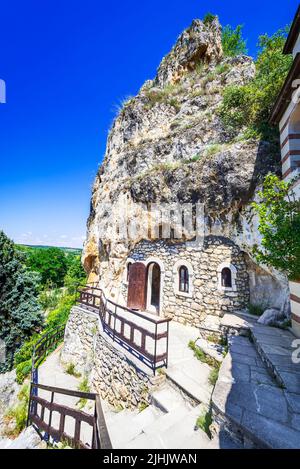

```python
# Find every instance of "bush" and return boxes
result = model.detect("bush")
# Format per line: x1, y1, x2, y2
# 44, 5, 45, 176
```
16, 359, 32, 384
65, 363, 81, 378
46, 294, 75, 329
248, 303, 266, 317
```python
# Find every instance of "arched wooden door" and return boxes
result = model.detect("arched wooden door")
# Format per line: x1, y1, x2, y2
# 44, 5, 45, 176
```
127, 262, 147, 310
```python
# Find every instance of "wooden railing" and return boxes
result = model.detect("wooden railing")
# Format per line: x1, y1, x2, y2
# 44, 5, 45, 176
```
27, 323, 112, 449
27, 383, 112, 449
77, 285, 172, 373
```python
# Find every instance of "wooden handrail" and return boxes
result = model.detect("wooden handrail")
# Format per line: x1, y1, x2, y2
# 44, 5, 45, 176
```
77, 284, 171, 373
28, 322, 112, 449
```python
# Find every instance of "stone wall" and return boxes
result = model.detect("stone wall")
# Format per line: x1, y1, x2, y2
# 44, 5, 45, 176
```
121, 235, 250, 329
61, 307, 163, 409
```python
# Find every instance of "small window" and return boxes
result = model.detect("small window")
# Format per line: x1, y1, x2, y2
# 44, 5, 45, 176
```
127, 262, 132, 282
221, 268, 232, 288
179, 266, 189, 293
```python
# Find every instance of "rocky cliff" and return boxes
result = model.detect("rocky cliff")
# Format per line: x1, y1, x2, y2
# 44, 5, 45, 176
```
83, 18, 288, 313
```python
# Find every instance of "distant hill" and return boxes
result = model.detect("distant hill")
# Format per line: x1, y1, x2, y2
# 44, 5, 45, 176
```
17, 244, 82, 255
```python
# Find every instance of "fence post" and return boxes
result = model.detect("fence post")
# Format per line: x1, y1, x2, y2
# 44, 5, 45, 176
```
166, 321, 170, 369
113, 305, 117, 342
154, 323, 158, 375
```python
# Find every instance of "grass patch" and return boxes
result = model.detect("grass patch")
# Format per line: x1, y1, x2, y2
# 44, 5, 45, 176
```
188, 340, 219, 368
144, 83, 183, 111
138, 401, 149, 413
196, 408, 213, 438
77, 378, 90, 409
65, 363, 81, 378
204, 144, 222, 157
215, 63, 230, 75
248, 303, 266, 317
208, 367, 220, 386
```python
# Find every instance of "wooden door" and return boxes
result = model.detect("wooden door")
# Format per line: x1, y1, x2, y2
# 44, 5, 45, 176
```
127, 262, 147, 310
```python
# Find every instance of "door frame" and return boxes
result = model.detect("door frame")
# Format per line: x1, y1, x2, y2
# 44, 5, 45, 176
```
145, 257, 165, 316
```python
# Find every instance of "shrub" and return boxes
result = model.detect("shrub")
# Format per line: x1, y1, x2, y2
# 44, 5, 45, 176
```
46, 293, 75, 329
16, 359, 32, 384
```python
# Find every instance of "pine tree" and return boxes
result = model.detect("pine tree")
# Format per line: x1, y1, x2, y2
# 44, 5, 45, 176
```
0, 231, 43, 372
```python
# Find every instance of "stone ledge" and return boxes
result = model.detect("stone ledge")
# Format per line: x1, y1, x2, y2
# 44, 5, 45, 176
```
211, 335, 300, 449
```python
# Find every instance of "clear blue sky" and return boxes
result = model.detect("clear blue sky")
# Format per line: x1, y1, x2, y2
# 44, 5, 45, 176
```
0, 1, 298, 248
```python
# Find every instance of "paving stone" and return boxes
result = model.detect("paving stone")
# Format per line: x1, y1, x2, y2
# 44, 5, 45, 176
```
241, 410, 300, 449
250, 368, 276, 386
285, 392, 300, 413
280, 372, 300, 393
230, 352, 258, 367
291, 414, 300, 431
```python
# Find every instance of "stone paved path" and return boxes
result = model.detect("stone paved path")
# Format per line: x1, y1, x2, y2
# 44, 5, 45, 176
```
166, 322, 213, 405
212, 327, 300, 449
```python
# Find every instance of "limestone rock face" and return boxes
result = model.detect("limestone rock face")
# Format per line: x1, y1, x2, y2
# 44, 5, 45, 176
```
83, 18, 286, 311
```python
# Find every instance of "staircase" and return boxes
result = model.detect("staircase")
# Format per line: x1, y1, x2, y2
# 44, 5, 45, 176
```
104, 382, 241, 449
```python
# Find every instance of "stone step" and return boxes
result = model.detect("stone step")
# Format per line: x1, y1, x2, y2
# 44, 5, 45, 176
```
166, 361, 213, 406
142, 405, 190, 436
107, 406, 163, 448
151, 385, 191, 413
250, 323, 300, 392
158, 405, 210, 449
124, 405, 210, 449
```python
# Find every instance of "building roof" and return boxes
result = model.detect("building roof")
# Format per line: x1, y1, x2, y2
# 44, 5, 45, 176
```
269, 52, 300, 125
284, 4, 300, 54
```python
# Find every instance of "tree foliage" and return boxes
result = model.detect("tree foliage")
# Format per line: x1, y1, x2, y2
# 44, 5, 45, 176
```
0, 231, 43, 372
252, 175, 300, 281
26, 247, 68, 287
222, 25, 247, 57
219, 26, 293, 141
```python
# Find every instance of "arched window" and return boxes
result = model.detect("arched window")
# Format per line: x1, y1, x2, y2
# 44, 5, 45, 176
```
221, 268, 232, 288
179, 266, 189, 293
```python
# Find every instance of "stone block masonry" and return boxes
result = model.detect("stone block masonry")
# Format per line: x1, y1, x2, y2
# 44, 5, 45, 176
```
122, 235, 250, 328
61, 307, 164, 409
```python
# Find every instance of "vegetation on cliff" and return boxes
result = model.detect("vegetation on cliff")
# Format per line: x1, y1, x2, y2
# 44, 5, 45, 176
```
219, 26, 293, 141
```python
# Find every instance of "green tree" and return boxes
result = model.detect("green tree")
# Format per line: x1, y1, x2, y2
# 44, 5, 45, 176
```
0, 231, 43, 372
252, 174, 300, 281
26, 247, 68, 287
64, 254, 86, 293
219, 26, 292, 140
222, 24, 247, 57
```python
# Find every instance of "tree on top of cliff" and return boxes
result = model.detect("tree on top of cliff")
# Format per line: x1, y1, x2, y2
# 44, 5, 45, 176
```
219, 26, 292, 141
0, 231, 43, 372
